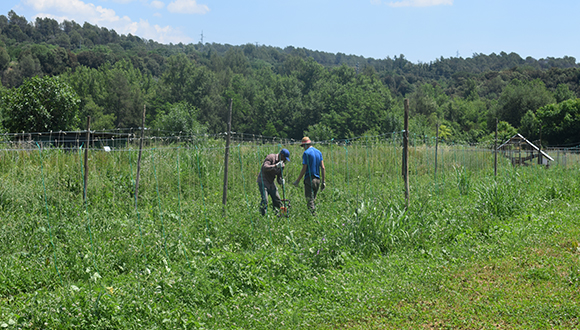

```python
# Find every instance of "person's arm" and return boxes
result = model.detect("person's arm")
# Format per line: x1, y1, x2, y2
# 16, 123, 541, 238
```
293, 164, 308, 186
276, 165, 283, 184
262, 155, 277, 174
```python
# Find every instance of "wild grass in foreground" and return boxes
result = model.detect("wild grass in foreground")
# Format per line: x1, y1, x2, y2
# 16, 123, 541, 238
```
0, 144, 579, 329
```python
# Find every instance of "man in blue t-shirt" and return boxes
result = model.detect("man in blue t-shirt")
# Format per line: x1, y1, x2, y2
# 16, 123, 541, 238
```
292, 137, 326, 214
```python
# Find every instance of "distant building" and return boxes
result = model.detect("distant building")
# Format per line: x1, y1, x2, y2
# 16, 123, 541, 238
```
497, 133, 553, 166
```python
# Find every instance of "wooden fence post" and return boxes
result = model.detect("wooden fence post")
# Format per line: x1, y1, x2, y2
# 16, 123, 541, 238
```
538, 124, 543, 165
134, 105, 146, 209
434, 123, 439, 178
222, 99, 233, 216
83, 117, 90, 202
402, 99, 410, 209
494, 118, 498, 176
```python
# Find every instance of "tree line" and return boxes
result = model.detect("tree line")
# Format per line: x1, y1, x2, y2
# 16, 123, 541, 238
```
0, 10, 579, 146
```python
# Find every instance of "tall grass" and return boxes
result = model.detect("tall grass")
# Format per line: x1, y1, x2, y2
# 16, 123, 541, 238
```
0, 140, 578, 328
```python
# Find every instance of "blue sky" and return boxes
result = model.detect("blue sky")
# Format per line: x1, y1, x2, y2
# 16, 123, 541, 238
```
1, 0, 579, 64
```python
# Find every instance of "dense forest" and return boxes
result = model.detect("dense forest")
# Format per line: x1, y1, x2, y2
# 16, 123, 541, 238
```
0, 10, 579, 146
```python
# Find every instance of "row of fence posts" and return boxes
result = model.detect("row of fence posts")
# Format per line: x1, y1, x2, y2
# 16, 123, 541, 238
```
75, 99, 507, 216
216, 98, 503, 213
80, 105, 149, 209
75, 99, 236, 220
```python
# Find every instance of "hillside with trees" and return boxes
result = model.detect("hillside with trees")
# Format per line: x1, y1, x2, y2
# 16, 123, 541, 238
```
0, 10, 579, 146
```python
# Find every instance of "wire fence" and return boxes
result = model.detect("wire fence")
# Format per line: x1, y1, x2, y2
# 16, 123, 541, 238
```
1, 130, 579, 289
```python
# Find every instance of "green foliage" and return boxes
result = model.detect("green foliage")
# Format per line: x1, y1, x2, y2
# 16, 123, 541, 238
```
83, 97, 116, 130
453, 165, 471, 196
63, 60, 147, 129
0, 46, 9, 71
318, 65, 395, 137
438, 124, 452, 140
519, 109, 539, 140
496, 78, 555, 127
536, 98, 580, 146
489, 120, 518, 144
1, 9, 579, 147
554, 83, 577, 103
1, 143, 580, 328
153, 101, 206, 135
410, 83, 448, 117
475, 178, 521, 219
160, 54, 224, 132
1, 75, 80, 132
444, 97, 489, 142
304, 123, 335, 142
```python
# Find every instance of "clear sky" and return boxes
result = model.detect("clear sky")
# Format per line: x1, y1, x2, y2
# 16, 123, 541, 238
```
1, 0, 579, 64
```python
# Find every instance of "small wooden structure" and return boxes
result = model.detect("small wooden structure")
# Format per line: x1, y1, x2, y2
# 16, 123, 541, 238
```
497, 133, 553, 166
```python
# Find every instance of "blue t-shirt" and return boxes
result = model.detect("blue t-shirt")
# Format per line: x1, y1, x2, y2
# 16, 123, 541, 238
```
302, 146, 323, 180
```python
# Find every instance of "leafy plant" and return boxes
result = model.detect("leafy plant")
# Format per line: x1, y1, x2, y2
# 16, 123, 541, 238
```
1, 76, 80, 132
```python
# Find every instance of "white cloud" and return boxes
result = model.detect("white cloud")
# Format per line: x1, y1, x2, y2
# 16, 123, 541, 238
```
370, 0, 382, 5
387, 0, 453, 7
150, 0, 165, 9
133, 19, 193, 44
167, 0, 209, 14
111, 0, 135, 4
24, 0, 130, 26
24, 0, 193, 44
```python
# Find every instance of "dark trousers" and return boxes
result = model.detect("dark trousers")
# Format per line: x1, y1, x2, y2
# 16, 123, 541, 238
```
304, 177, 320, 213
258, 181, 281, 215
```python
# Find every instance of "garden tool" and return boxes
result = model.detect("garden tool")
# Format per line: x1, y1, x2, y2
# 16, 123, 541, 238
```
280, 166, 289, 217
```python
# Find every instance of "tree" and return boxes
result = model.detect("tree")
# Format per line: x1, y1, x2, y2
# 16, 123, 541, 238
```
154, 101, 206, 135
318, 65, 395, 138
223, 48, 250, 75
63, 60, 148, 129
69, 31, 83, 49
438, 124, 452, 140
444, 97, 489, 142
0, 47, 9, 72
519, 110, 539, 141
496, 79, 555, 127
410, 83, 447, 117
1, 75, 80, 132
160, 54, 224, 132
492, 121, 518, 144
304, 123, 334, 142
19, 53, 42, 78
553, 83, 576, 103
1, 62, 23, 88
536, 99, 580, 146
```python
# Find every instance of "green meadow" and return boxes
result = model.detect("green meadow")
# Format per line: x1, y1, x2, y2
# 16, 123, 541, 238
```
1, 138, 579, 329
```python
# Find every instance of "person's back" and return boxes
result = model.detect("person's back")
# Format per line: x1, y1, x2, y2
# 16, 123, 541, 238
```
293, 137, 325, 214
256, 153, 280, 185
303, 146, 323, 181
257, 149, 290, 215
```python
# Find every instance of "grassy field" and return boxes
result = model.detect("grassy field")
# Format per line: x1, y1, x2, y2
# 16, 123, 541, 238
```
0, 139, 579, 329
